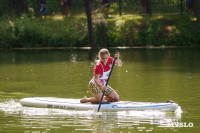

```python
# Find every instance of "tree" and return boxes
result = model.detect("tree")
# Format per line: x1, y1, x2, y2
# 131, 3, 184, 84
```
84, 0, 96, 48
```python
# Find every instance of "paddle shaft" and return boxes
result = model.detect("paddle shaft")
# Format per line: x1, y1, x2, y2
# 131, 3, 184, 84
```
97, 48, 120, 112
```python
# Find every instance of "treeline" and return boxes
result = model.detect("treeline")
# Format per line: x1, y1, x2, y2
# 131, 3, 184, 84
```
0, 0, 199, 48
0, 14, 199, 48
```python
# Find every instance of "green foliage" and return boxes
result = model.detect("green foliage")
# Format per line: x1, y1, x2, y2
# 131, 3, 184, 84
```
0, 16, 88, 48
0, 20, 14, 48
170, 15, 200, 46
137, 19, 165, 46
0, 14, 200, 48
105, 15, 200, 47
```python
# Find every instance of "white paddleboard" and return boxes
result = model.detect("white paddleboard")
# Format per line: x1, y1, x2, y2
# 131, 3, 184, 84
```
20, 97, 179, 112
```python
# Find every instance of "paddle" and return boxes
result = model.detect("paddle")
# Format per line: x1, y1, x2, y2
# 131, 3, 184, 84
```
97, 48, 120, 112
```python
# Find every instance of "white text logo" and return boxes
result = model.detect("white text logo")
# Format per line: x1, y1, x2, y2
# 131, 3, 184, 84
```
168, 122, 193, 127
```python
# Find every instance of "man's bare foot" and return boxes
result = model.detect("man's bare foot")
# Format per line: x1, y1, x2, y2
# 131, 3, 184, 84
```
80, 96, 87, 103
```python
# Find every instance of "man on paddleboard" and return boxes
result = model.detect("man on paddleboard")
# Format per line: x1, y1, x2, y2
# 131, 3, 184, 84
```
80, 48, 122, 104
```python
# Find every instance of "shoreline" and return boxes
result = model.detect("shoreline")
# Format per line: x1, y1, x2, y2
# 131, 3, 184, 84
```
0, 46, 199, 51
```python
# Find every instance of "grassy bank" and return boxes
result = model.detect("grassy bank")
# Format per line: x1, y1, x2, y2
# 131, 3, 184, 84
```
0, 14, 200, 48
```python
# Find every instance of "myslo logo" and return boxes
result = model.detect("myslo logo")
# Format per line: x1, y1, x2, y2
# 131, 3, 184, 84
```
168, 122, 193, 127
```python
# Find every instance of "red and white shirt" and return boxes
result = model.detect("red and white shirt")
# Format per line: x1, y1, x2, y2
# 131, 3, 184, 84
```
90, 57, 114, 86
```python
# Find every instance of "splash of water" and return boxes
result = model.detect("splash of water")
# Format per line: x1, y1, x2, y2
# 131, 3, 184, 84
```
0, 99, 182, 132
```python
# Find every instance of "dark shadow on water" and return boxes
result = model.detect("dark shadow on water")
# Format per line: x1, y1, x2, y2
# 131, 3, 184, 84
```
0, 47, 200, 73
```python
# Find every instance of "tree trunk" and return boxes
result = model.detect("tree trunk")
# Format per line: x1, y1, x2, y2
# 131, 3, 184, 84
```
84, 0, 96, 48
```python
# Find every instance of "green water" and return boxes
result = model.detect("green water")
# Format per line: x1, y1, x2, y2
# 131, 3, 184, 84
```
0, 48, 200, 133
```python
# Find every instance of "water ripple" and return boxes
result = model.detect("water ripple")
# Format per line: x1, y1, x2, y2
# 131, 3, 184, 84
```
0, 99, 182, 132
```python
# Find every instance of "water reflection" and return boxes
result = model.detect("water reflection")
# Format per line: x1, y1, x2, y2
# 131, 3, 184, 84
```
0, 99, 182, 133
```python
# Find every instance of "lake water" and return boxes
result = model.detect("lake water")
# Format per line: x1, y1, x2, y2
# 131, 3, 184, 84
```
0, 48, 200, 133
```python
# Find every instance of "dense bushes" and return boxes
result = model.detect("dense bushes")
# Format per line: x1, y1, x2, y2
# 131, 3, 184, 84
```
0, 16, 88, 48
110, 15, 200, 46
95, 15, 200, 47
0, 14, 199, 48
